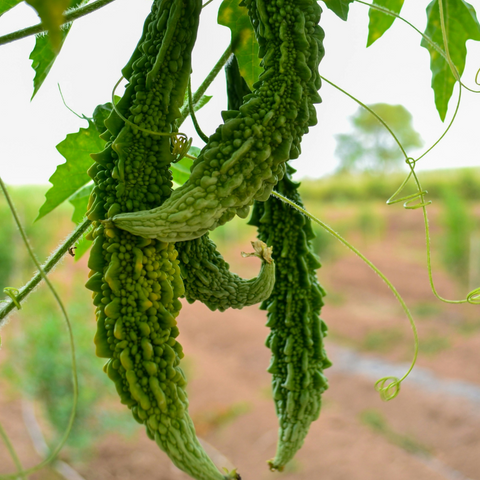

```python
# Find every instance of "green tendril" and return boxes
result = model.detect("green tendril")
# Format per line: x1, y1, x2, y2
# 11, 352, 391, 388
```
271, 190, 418, 401
0, 421, 25, 480
58, 84, 90, 121
0, 177, 79, 479
322, 70, 479, 306
111, 77, 193, 162
3, 288, 21, 310
188, 77, 209, 143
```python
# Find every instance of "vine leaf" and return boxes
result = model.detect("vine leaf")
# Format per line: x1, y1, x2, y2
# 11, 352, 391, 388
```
0, 0, 22, 16
73, 228, 93, 260
69, 183, 93, 224
69, 184, 94, 260
218, 0, 262, 90
421, 0, 480, 121
36, 120, 104, 221
25, 0, 70, 51
366, 0, 405, 46
171, 147, 198, 185
29, 0, 87, 99
322, 0, 354, 21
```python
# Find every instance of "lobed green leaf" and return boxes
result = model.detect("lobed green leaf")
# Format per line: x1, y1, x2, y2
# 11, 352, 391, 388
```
366, 0, 404, 46
0, 0, 22, 16
171, 147, 197, 186
421, 0, 480, 121
36, 120, 104, 221
29, 0, 87, 99
322, 0, 354, 21
68, 182, 93, 224
25, 0, 70, 51
218, 0, 262, 90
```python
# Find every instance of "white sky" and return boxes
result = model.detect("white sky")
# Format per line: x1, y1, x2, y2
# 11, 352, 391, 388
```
0, 0, 479, 185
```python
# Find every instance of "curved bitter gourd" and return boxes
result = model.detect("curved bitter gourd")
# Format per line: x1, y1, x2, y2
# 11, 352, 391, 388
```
85, 1, 236, 479
249, 166, 331, 471
177, 237, 275, 311
112, 0, 325, 242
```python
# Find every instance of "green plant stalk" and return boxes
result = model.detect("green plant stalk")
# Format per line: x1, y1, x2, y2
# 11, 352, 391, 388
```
0, 0, 117, 46
187, 77, 209, 143
0, 422, 25, 480
177, 44, 232, 127
0, 218, 91, 327
0, 177, 79, 479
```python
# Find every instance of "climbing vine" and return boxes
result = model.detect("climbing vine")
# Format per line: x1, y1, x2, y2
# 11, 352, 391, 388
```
0, 0, 479, 479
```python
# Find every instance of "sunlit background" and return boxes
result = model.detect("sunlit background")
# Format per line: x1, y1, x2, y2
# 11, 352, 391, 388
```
1, 1, 480, 479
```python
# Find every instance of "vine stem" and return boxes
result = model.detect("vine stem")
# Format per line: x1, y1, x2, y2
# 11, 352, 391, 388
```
177, 44, 233, 128
0, 217, 91, 327
0, 422, 25, 480
0, 0, 117, 47
188, 76, 209, 143
0, 177, 79, 480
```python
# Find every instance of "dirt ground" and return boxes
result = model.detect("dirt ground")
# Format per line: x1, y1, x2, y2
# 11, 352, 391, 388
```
1, 204, 480, 480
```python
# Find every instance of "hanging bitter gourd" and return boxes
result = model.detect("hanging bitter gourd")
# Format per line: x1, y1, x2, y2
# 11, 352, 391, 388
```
86, 1, 237, 479
112, 0, 325, 242
177, 236, 275, 312
249, 166, 331, 471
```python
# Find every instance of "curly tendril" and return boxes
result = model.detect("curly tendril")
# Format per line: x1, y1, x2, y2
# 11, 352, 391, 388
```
0, 177, 79, 480
270, 190, 419, 401
112, 77, 194, 162
322, 33, 479, 306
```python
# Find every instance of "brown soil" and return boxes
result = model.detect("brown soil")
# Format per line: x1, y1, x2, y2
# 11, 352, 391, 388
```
1, 203, 480, 480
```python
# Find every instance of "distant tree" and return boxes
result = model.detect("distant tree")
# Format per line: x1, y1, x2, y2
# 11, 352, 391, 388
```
335, 104, 423, 173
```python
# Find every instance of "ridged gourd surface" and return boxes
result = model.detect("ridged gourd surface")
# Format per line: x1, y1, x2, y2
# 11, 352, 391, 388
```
112, 0, 325, 242
249, 167, 331, 470
85, 0, 234, 478
177, 235, 275, 312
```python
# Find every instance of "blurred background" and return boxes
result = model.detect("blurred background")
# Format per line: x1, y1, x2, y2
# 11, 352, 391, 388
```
1, 0, 480, 476
1, 158, 480, 479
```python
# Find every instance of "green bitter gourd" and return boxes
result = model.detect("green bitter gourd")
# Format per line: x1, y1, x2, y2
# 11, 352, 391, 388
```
86, 1, 237, 478
112, 0, 325, 242
177, 237, 275, 312
249, 166, 331, 471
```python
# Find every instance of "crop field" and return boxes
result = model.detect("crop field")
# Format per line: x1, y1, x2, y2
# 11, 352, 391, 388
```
1, 170, 480, 480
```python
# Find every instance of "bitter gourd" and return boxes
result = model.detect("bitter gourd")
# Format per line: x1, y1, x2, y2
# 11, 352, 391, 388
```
249, 166, 331, 470
112, 0, 325, 242
177, 237, 275, 312
86, 1, 236, 479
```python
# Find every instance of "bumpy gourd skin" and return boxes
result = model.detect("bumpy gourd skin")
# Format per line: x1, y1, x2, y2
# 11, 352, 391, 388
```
112, 0, 325, 242
86, 1, 234, 479
177, 236, 275, 311
249, 166, 331, 470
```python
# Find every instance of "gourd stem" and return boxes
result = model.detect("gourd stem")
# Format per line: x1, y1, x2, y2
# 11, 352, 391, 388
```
0, 0, 116, 47
0, 217, 91, 327
177, 43, 232, 128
